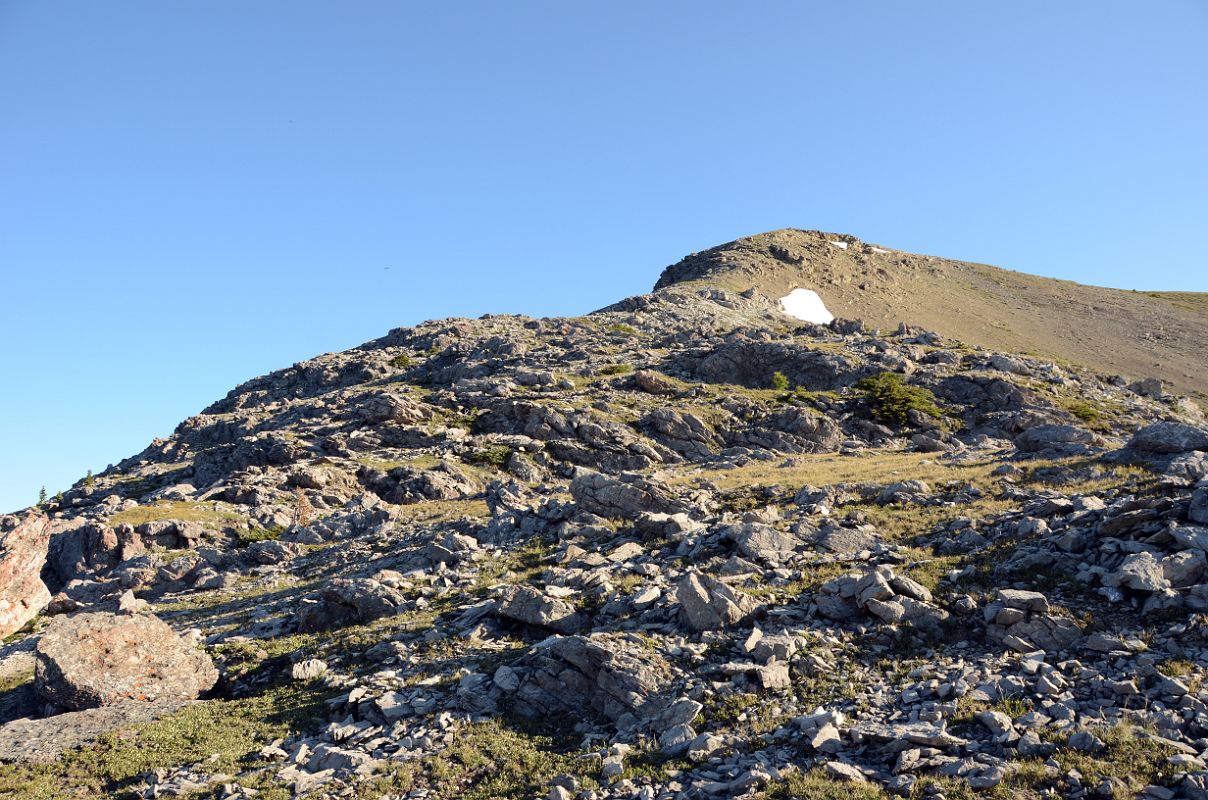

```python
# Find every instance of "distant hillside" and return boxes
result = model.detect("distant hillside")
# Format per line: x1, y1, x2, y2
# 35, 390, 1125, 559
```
655, 229, 1208, 397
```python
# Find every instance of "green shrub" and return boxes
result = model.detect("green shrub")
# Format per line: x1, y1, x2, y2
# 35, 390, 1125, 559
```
855, 372, 941, 425
598, 364, 632, 376
83, 470, 95, 488
389, 352, 412, 369
237, 526, 285, 547
468, 445, 512, 468
770, 371, 790, 391
607, 323, 637, 336
1066, 400, 1101, 423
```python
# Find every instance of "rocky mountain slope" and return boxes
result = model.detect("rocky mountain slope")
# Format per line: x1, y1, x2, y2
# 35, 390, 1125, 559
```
2, 231, 1208, 800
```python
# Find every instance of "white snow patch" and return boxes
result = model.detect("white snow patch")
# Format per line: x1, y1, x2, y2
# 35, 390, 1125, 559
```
870, 247, 890, 254
828, 241, 849, 250
780, 288, 834, 324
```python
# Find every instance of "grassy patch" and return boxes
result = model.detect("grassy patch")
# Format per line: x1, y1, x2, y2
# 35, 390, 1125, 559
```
668, 451, 999, 494
357, 454, 444, 472
990, 723, 1179, 800
0, 682, 334, 800
764, 768, 888, 799
598, 364, 633, 376
236, 525, 285, 547
109, 501, 245, 528
363, 719, 600, 800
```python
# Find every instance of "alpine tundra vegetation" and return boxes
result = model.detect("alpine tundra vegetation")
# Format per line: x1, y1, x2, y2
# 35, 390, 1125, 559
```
2, 229, 1208, 800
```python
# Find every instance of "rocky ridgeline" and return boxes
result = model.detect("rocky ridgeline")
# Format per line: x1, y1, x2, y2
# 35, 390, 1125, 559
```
1, 246, 1207, 800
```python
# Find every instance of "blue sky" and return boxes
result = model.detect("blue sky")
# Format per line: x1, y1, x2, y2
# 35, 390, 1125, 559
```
1, 1, 1205, 512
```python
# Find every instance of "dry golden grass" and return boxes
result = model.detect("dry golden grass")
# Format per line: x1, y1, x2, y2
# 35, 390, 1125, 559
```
109, 501, 245, 528
666, 451, 1001, 492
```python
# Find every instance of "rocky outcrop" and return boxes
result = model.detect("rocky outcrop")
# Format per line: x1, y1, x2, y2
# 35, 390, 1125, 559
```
497, 634, 674, 726
1127, 421, 1208, 454
35, 612, 217, 710
0, 513, 52, 636
570, 471, 690, 519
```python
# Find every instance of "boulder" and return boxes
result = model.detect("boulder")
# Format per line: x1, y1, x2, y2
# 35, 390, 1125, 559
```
1015, 424, 1095, 454
723, 522, 801, 565
1190, 484, 1208, 525
1103, 552, 1172, 593
501, 634, 673, 726
296, 578, 405, 632
676, 571, 760, 631
35, 612, 217, 710
1128, 422, 1208, 454
0, 513, 52, 636
570, 472, 689, 519
494, 585, 582, 633
633, 370, 682, 395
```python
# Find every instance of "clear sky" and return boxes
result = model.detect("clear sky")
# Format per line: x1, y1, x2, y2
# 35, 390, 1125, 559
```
1, 1, 1205, 513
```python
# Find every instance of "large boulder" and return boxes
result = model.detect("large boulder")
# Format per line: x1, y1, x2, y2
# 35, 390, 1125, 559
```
35, 612, 218, 710
0, 513, 53, 636
570, 472, 689, 519
1128, 422, 1208, 454
296, 578, 405, 632
1015, 424, 1096, 454
493, 585, 583, 633
500, 634, 673, 725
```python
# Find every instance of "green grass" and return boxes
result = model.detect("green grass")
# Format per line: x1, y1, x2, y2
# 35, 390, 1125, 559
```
991, 723, 1179, 800
236, 525, 284, 547
764, 768, 887, 799
0, 682, 334, 800
361, 719, 601, 800
598, 363, 633, 376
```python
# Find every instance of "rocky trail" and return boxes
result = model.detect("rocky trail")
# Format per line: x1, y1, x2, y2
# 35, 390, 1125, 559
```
2, 231, 1208, 800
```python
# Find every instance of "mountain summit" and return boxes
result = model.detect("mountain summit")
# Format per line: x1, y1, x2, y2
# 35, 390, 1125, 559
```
2, 231, 1208, 799
655, 229, 1208, 396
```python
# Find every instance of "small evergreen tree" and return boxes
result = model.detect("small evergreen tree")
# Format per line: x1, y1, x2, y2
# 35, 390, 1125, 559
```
771, 371, 790, 391
84, 469, 95, 488
38, 486, 47, 506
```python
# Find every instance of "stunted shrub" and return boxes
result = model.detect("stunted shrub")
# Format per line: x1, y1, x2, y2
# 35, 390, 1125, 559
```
855, 372, 941, 425
468, 445, 512, 468
771, 371, 790, 391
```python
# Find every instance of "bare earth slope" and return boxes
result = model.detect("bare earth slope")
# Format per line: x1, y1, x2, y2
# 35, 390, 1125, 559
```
655, 229, 1208, 397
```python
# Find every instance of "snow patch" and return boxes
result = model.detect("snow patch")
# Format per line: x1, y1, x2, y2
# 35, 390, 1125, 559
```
780, 288, 834, 324
870, 247, 890, 254
828, 241, 849, 250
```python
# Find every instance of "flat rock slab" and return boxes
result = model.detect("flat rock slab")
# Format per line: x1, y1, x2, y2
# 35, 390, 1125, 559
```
0, 701, 184, 763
